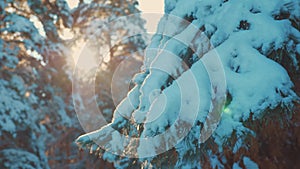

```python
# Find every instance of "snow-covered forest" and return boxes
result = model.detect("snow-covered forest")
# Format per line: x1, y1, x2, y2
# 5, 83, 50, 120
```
1, 0, 300, 169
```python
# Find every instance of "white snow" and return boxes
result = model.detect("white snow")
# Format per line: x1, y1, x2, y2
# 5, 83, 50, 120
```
243, 157, 259, 169
232, 163, 242, 169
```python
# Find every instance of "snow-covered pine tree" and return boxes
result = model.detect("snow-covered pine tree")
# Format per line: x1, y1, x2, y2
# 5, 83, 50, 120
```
0, 0, 78, 168
72, 0, 146, 126
76, 0, 300, 168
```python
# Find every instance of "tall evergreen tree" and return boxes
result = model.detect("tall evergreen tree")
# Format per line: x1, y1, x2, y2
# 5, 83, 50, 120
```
76, 0, 300, 168
0, 0, 147, 168
0, 0, 77, 168
71, 0, 146, 127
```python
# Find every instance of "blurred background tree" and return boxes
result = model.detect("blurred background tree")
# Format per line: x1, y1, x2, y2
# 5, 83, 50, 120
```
71, 0, 146, 124
0, 0, 75, 168
0, 0, 145, 168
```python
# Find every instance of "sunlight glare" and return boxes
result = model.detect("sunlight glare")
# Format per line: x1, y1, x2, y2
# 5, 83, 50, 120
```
223, 107, 231, 114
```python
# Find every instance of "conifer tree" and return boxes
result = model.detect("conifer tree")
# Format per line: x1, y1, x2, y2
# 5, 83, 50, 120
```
76, 0, 300, 168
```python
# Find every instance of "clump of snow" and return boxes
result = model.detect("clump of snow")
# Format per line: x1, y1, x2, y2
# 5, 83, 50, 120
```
243, 156, 259, 169
232, 163, 242, 169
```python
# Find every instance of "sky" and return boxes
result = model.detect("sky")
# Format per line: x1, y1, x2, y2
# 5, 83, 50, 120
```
66, 0, 164, 13
138, 0, 164, 13
138, 0, 164, 32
